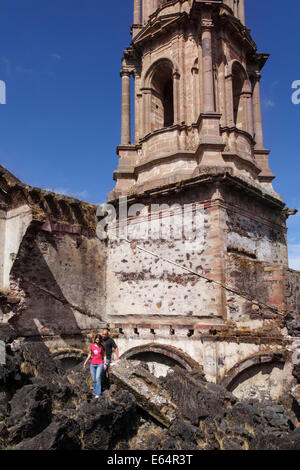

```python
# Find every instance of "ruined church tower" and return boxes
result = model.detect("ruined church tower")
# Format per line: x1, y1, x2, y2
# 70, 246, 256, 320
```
0, 0, 299, 412
110, 0, 274, 199
105, 0, 298, 397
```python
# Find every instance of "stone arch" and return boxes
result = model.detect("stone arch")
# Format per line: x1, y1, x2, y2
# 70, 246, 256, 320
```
121, 342, 201, 377
144, 57, 179, 86
227, 60, 252, 132
143, 58, 180, 131
219, 352, 292, 401
52, 349, 85, 371
226, 59, 249, 80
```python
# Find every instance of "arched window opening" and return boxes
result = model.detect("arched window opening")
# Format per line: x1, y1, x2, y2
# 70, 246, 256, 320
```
151, 63, 174, 131
232, 69, 244, 127
231, 62, 251, 133
162, 77, 174, 127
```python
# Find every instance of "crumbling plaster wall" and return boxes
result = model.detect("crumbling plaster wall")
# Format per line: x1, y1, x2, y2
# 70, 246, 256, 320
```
228, 361, 294, 402
107, 183, 288, 326
6, 222, 107, 338
106, 186, 225, 324
285, 269, 300, 327
0, 205, 32, 292
113, 327, 289, 389
226, 206, 287, 268
105, 181, 297, 398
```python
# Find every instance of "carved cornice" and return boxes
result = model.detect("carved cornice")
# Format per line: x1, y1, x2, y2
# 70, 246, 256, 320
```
120, 69, 131, 78
218, 13, 257, 55
201, 17, 214, 31
132, 12, 187, 46
0, 165, 96, 230
220, 125, 256, 147
109, 169, 285, 211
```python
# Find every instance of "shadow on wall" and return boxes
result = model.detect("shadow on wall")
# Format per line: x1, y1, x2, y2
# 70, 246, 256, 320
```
8, 224, 85, 341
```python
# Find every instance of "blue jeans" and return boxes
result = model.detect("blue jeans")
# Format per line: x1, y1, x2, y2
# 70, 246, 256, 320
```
90, 364, 104, 396
102, 359, 111, 390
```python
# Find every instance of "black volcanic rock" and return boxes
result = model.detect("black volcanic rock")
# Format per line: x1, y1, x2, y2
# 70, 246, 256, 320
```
13, 414, 81, 450
0, 343, 299, 451
77, 385, 138, 450
6, 384, 52, 445
0, 324, 18, 343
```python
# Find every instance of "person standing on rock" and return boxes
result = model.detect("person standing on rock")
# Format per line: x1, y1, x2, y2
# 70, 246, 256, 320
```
101, 328, 119, 391
83, 334, 107, 398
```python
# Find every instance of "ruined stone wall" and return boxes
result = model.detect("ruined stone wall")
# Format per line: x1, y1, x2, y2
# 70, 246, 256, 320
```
286, 269, 300, 323
0, 205, 32, 291
6, 222, 106, 338
0, 166, 107, 345
106, 184, 224, 325
224, 187, 288, 267
105, 177, 297, 397
107, 180, 288, 326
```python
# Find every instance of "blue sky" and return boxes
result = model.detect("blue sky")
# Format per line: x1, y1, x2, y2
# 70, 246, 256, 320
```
0, 0, 299, 269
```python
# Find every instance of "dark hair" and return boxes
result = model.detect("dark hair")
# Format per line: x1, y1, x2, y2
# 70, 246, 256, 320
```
93, 334, 106, 354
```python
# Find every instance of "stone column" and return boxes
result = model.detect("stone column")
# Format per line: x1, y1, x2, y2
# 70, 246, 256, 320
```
142, 0, 148, 23
192, 67, 199, 123
219, 60, 227, 127
152, 0, 159, 13
121, 70, 131, 145
201, 17, 215, 113
238, 0, 246, 25
133, 0, 141, 24
134, 72, 142, 142
173, 71, 180, 124
225, 74, 234, 127
205, 186, 228, 320
142, 88, 152, 136
252, 74, 264, 148
240, 91, 253, 135
197, 25, 204, 114
225, 0, 234, 11
233, 0, 238, 17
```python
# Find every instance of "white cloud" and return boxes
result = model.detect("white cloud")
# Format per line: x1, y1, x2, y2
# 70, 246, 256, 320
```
263, 99, 276, 108
74, 190, 88, 199
50, 53, 62, 61
45, 187, 88, 200
46, 187, 68, 195
1, 57, 11, 76
271, 80, 279, 90
15, 66, 32, 74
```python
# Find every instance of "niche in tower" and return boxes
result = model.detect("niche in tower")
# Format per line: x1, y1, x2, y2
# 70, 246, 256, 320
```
151, 62, 174, 131
232, 61, 251, 132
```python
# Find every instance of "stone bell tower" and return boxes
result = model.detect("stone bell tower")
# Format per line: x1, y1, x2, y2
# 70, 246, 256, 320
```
109, 0, 275, 200
105, 1, 297, 393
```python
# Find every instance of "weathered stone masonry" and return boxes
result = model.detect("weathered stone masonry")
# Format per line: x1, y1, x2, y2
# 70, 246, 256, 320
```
106, 0, 300, 399
0, 165, 107, 347
0, 0, 300, 402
